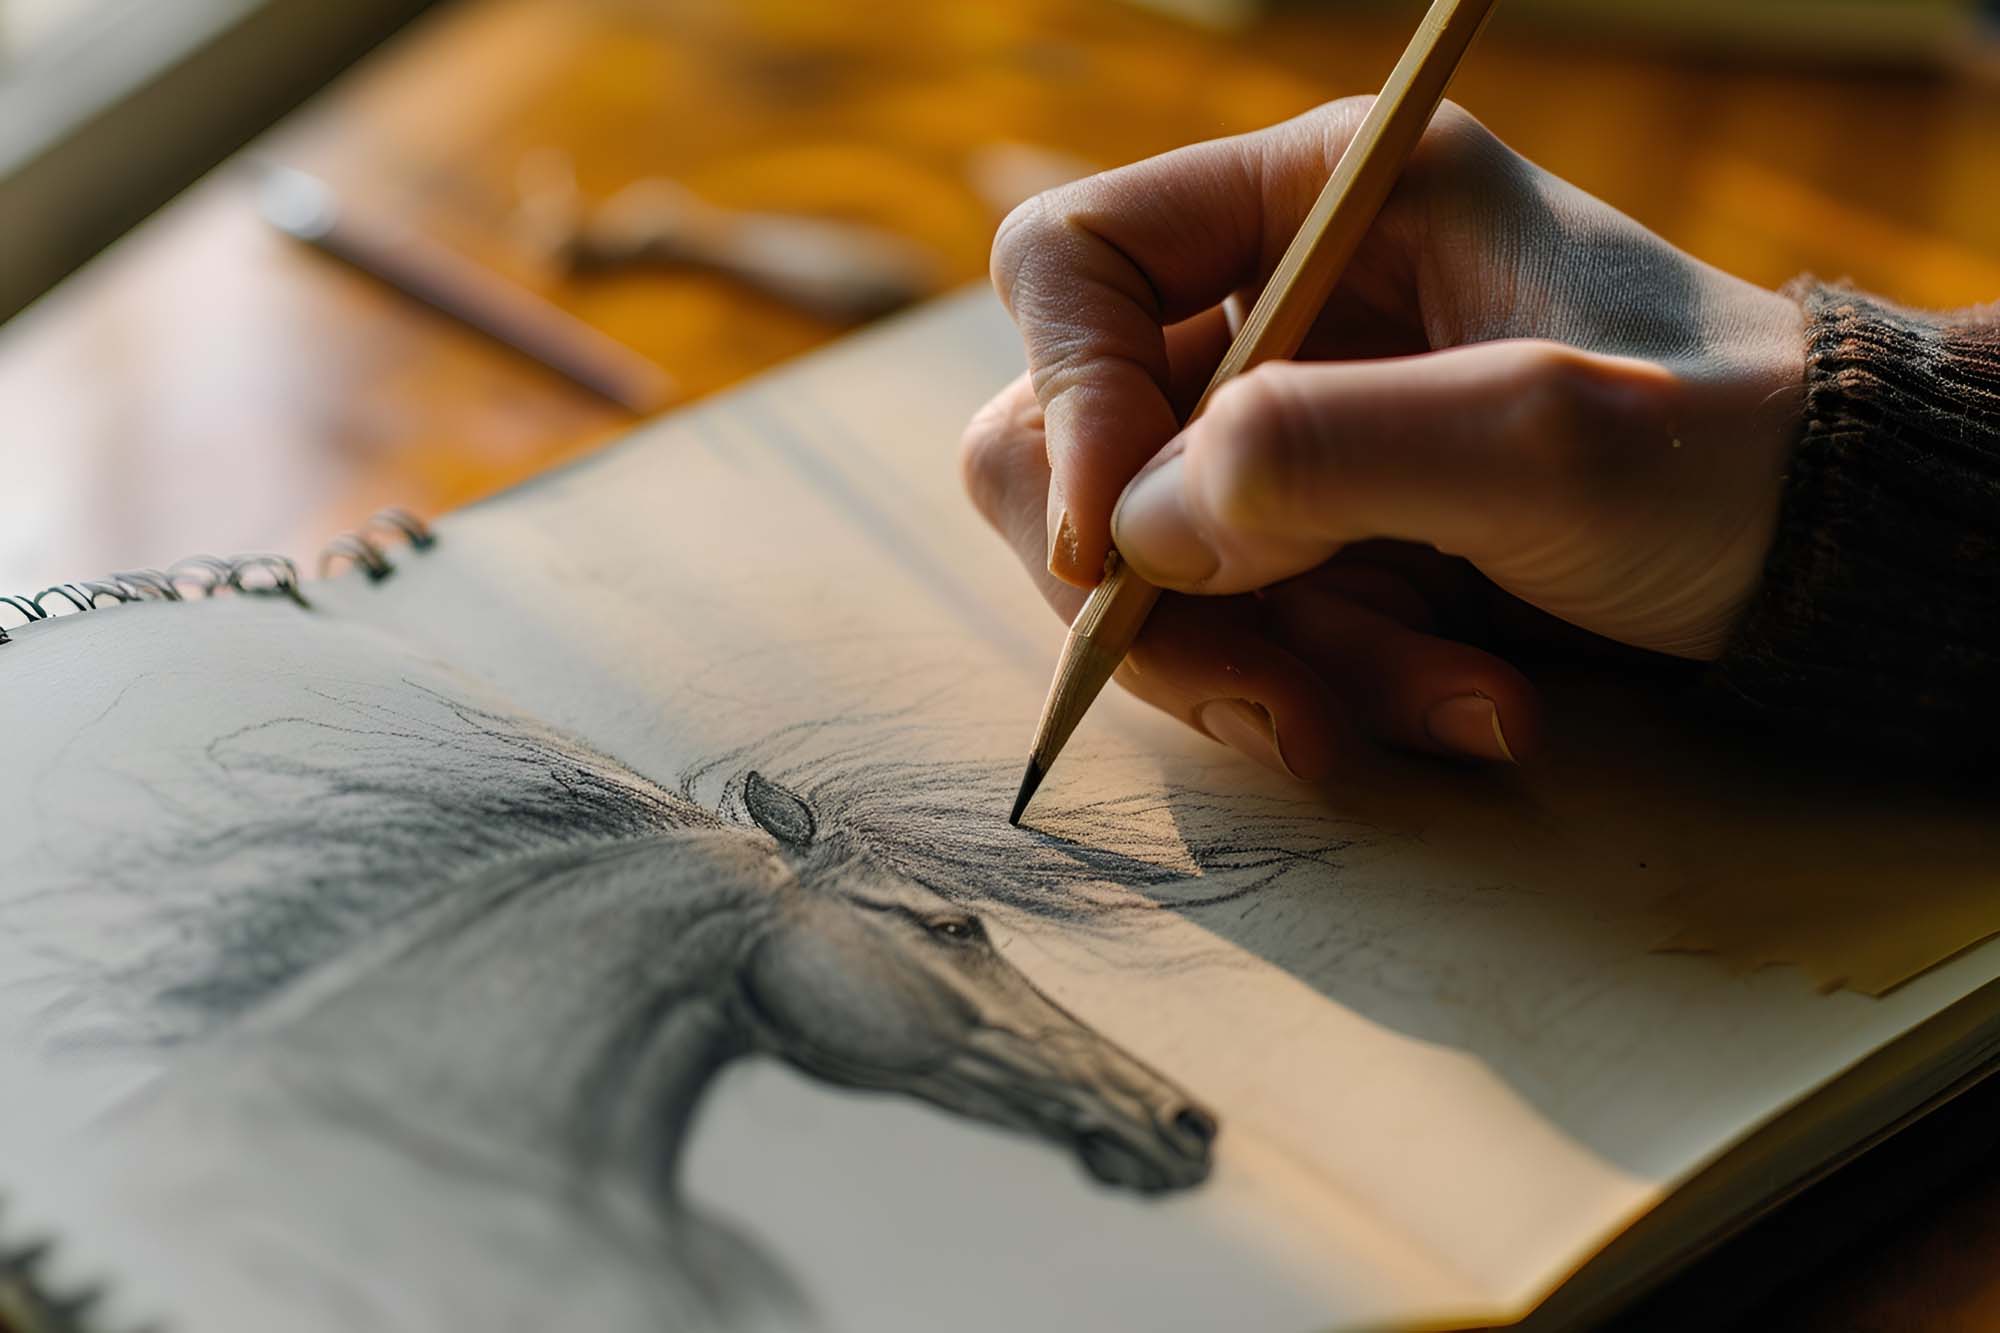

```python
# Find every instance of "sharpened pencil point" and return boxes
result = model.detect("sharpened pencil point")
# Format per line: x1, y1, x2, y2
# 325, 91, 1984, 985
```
1008, 759, 1045, 827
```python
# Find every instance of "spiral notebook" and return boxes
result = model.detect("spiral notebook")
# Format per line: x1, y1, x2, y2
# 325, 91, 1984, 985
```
4, 290, 2000, 1333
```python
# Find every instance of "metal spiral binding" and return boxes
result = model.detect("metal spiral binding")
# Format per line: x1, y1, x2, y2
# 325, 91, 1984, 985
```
317, 507, 436, 582
0, 509, 434, 647
0, 556, 306, 639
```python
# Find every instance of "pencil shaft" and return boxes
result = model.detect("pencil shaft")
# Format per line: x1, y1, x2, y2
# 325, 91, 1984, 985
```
319, 222, 675, 415
1015, 0, 1498, 816
1191, 0, 1497, 411
262, 167, 675, 415
1027, 561, 1161, 769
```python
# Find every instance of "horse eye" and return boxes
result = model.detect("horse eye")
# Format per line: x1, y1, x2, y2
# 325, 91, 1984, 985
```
929, 916, 982, 943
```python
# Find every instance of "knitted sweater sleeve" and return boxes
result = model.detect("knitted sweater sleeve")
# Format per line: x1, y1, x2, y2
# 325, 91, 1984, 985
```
1710, 284, 2000, 756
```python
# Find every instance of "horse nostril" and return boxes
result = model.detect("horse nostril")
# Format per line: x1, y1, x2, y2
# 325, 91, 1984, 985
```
1171, 1105, 1218, 1147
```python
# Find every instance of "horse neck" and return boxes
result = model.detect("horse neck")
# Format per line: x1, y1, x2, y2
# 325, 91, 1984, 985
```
258, 834, 785, 1202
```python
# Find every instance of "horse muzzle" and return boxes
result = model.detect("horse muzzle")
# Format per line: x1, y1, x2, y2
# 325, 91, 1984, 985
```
947, 1028, 1219, 1195
1074, 1099, 1216, 1193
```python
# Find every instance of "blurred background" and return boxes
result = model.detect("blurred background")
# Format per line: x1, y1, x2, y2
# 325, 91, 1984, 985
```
2, 0, 1998, 596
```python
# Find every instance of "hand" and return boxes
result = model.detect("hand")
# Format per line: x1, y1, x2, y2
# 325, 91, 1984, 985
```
960, 98, 1804, 777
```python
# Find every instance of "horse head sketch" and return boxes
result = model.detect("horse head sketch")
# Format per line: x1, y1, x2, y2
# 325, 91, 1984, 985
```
42, 682, 1229, 1331
731, 772, 1215, 1194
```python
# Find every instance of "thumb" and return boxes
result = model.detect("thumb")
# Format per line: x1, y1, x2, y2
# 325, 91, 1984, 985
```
1110, 341, 1674, 595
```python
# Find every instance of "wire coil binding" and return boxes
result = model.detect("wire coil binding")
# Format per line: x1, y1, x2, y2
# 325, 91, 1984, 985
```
318, 507, 437, 581
0, 508, 436, 646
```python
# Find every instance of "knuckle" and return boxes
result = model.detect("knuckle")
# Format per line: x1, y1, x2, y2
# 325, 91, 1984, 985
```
1325, 93, 1376, 116
1309, 94, 1379, 130
1283, 96, 1377, 172
1191, 364, 1315, 531
1023, 327, 1102, 406
992, 181, 1119, 323
1426, 100, 1490, 152
1373, 104, 1531, 262
1500, 344, 1648, 502
989, 190, 1065, 310
1505, 346, 1595, 456
990, 188, 1149, 407
1411, 104, 1515, 195
1316, 94, 1379, 135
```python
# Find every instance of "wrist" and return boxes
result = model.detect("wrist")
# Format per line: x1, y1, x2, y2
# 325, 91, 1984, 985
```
1677, 282, 1810, 659
1710, 283, 2000, 756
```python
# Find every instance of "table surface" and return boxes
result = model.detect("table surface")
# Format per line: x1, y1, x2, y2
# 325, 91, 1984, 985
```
4, 0, 2000, 1325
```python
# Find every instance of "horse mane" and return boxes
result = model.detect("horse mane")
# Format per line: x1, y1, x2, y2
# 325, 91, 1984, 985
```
73, 678, 710, 1046
62, 676, 1356, 1048
696, 714, 1361, 924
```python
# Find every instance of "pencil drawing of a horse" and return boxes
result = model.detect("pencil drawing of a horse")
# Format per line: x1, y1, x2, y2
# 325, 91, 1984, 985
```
47, 682, 1216, 1332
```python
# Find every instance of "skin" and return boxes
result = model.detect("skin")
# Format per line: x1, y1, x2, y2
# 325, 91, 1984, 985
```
960, 97, 1806, 777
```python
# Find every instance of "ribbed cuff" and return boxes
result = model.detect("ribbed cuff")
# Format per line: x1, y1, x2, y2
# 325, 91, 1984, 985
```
1711, 283, 2000, 757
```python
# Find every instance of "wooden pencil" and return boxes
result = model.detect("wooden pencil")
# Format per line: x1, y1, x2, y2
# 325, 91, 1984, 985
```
1009, 0, 1500, 826
261, 167, 676, 416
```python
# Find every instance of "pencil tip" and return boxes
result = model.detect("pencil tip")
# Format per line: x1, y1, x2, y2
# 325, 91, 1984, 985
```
1008, 759, 1045, 827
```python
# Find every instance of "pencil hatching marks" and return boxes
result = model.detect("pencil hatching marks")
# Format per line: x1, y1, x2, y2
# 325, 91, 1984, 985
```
17, 674, 1363, 1330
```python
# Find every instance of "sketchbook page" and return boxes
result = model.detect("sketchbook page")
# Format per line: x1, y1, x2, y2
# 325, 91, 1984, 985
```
316, 287, 2000, 1325
0, 600, 1453, 1333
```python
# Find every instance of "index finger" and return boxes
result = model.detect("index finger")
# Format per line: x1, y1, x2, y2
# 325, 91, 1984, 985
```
990, 98, 1374, 587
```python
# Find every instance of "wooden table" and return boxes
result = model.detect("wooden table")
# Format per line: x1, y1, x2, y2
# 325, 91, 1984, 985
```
2, 0, 1998, 1326
8, 0, 1998, 597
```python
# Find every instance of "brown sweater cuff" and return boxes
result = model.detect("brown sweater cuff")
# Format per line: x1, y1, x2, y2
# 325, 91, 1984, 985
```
1711, 284, 2000, 757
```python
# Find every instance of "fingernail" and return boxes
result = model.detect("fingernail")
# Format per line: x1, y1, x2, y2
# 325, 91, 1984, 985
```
1196, 699, 1295, 778
1113, 455, 1218, 587
1425, 694, 1518, 764
1046, 506, 1080, 579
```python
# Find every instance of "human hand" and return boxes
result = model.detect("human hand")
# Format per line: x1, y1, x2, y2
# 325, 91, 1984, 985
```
960, 98, 1804, 777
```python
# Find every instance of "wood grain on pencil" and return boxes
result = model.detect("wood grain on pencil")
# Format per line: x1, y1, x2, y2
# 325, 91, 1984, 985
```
1010, 0, 1500, 825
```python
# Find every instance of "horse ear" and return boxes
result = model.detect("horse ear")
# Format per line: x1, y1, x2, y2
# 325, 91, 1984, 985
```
744, 772, 816, 849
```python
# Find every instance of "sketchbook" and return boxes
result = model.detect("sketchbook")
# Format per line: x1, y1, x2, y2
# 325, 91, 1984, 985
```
4, 289, 2000, 1333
